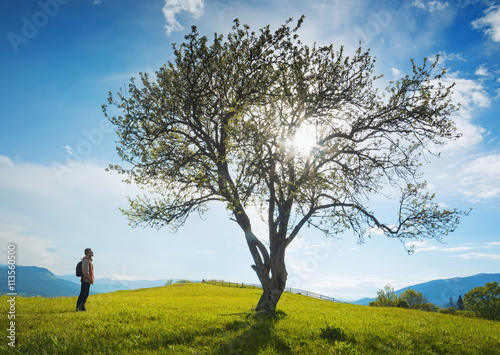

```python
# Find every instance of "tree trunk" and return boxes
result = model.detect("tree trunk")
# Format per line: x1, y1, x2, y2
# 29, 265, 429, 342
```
242, 228, 287, 315
255, 241, 287, 315
255, 262, 287, 315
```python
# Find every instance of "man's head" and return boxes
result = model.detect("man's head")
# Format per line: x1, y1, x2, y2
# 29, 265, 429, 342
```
84, 248, 94, 258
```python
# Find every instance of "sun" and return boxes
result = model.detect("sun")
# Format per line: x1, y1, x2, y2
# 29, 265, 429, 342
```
292, 126, 316, 154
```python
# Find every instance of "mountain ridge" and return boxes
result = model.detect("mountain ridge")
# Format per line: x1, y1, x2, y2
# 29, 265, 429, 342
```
0, 264, 186, 297
0, 264, 81, 297
351, 272, 500, 307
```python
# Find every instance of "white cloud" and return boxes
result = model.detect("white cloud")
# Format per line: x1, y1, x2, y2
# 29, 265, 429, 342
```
436, 72, 489, 154
475, 64, 490, 77
472, 5, 500, 42
438, 51, 467, 62
444, 72, 491, 108
452, 253, 500, 260
412, 240, 453, 252
162, 0, 204, 35
442, 246, 475, 252
458, 154, 500, 200
413, 241, 500, 258
391, 67, 402, 77
413, 245, 441, 252
412, 0, 450, 12
411, 240, 486, 253
412, 0, 425, 10
430, 1, 450, 11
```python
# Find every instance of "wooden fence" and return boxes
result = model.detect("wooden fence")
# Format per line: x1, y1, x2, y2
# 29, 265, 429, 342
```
203, 279, 342, 303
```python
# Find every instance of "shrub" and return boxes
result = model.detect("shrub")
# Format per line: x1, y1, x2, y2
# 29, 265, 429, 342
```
320, 324, 347, 343
438, 307, 456, 315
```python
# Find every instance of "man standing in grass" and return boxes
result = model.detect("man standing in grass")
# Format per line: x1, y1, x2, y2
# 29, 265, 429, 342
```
76, 248, 94, 311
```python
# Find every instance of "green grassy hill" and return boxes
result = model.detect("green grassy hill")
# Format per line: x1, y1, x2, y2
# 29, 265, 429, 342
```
2, 282, 499, 354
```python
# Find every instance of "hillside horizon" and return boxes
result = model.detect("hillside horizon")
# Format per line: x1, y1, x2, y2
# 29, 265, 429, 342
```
1, 264, 498, 307
2, 282, 499, 353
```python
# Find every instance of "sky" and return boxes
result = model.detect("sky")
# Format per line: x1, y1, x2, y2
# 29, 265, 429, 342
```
1, 0, 499, 302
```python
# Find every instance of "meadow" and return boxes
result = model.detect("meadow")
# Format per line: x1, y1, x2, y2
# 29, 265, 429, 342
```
1, 282, 499, 354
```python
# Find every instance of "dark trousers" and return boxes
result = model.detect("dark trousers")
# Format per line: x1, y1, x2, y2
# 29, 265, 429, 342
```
76, 281, 91, 310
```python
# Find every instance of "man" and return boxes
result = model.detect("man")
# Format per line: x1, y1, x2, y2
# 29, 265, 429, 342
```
76, 248, 94, 311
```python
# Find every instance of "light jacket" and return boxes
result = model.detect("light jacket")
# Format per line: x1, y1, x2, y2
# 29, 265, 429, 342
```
81, 256, 94, 285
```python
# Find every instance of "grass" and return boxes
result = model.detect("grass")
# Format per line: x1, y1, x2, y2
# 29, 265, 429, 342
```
1, 282, 499, 354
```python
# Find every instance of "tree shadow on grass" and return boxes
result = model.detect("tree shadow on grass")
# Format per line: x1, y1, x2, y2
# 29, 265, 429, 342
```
213, 310, 291, 355
125, 310, 291, 354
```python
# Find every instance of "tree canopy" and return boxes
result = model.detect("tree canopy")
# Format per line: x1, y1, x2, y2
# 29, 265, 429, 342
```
400, 289, 430, 310
369, 284, 399, 307
464, 282, 500, 320
370, 286, 435, 311
104, 16, 468, 313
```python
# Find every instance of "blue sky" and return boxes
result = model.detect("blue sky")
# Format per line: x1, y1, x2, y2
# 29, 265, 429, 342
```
1, 0, 499, 301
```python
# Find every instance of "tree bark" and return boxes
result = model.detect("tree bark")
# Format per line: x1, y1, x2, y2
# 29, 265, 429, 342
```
255, 255, 287, 315
244, 230, 287, 315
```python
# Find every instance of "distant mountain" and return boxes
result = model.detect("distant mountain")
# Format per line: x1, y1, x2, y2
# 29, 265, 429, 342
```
57, 274, 181, 294
0, 264, 80, 297
0, 264, 188, 297
352, 273, 500, 307
352, 297, 374, 306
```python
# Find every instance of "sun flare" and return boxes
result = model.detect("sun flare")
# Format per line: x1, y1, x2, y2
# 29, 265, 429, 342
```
292, 127, 316, 154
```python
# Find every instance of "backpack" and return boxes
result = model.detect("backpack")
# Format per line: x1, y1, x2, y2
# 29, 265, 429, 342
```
76, 260, 83, 277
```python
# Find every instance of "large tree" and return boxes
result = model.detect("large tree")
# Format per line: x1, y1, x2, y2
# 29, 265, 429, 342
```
104, 17, 467, 314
